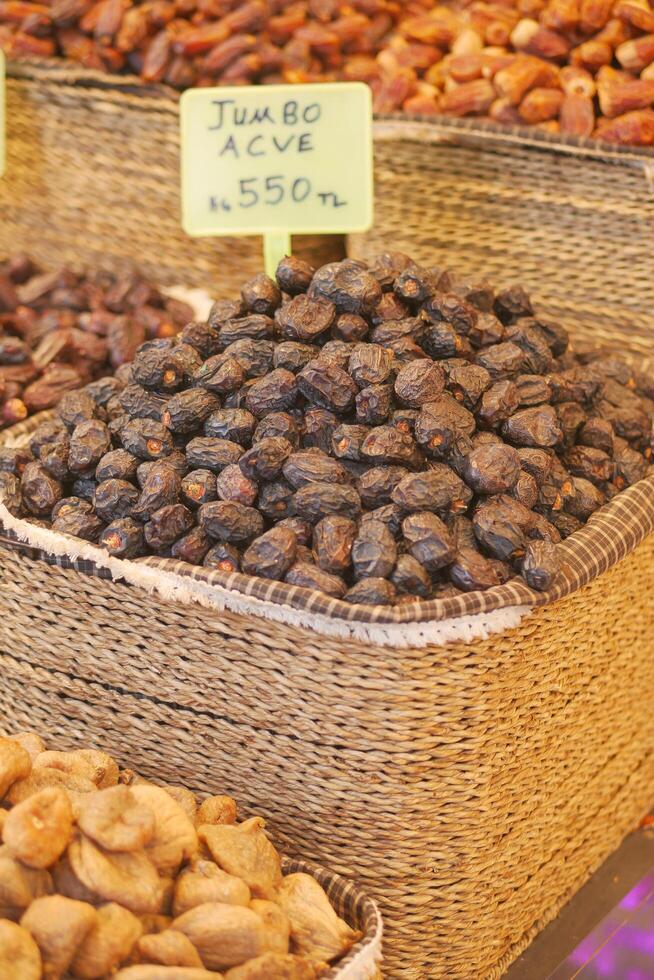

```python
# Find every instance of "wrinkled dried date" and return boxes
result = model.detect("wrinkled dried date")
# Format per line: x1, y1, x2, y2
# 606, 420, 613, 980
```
12, 251, 654, 608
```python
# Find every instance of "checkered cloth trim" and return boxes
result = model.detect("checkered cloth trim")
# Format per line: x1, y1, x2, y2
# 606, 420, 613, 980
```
1, 474, 653, 626
281, 856, 382, 978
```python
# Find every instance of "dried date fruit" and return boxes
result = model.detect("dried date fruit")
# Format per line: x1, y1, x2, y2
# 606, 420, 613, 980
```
276, 295, 335, 342
351, 519, 396, 580
391, 554, 431, 597
402, 511, 455, 571
462, 444, 521, 494
392, 466, 472, 514
144, 503, 195, 550
96, 449, 139, 483
344, 577, 397, 605
521, 538, 561, 590
502, 405, 562, 447
100, 517, 146, 557
21, 461, 64, 516
292, 482, 361, 523
473, 494, 533, 560
162, 389, 221, 435
121, 418, 173, 461
242, 526, 298, 580
239, 437, 293, 482
69, 419, 111, 473
204, 409, 256, 446
94, 478, 139, 523
565, 445, 613, 484
449, 547, 501, 592
357, 466, 409, 509
171, 525, 213, 564
415, 395, 476, 457
199, 501, 264, 543
133, 462, 182, 520
245, 369, 297, 418
355, 384, 393, 426
186, 437, 243, 473
297, 360, 358, 415
203, 542, 241, 573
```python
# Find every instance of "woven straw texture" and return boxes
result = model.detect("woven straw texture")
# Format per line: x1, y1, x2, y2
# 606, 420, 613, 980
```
0, 58, 343, 293
350, 118, 654, 359
1, 500, 654, 977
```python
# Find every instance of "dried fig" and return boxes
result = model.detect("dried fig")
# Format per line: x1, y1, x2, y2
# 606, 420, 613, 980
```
70, 902, 143, 979
0, 737, 31, 799
173, 902, 268, 971
195, 797, 237, 827
173, 861, 251, 916
130, 785, 198, 876
0, 845, 53, 920
7, 769, 96, 808
250, 900, 290, 956
68, 834, 162, 915
277, 873, 360, 964
20, 895, 97, 979
136, 929, 204, 968
52, 853, 100, 905
76, 786, 155, 852
225, 953, 319, 980
10, 733, 46, 761
0, 919, 42, 980
33, 750, 118, 789
161, 786, 197, 823
198, 818, 281, 899
3, 787, 73, 868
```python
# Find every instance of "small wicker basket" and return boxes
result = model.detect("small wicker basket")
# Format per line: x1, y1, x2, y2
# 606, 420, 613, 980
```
0, 58, 344, 293
0, 412, 653, 980
350, 117, 654, 360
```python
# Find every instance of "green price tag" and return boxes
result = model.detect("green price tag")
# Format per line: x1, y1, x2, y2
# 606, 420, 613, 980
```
0, 51, 5, 178
180, 82, 373, 277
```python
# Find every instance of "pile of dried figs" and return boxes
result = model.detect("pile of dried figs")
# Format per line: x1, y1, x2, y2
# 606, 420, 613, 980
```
0, 730, 360, 979
2, 252, 653, 606
0, 255, 193, 429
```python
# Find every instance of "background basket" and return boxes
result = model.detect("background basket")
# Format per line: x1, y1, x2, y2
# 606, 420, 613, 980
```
350, 117, 654, 359
1, 418, 654, 979
0, 58, 344, 293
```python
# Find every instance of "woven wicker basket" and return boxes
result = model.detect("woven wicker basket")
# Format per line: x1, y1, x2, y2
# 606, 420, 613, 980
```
350, 117, 654, 358
0, 58, 343, 293
1, 415, 654, 979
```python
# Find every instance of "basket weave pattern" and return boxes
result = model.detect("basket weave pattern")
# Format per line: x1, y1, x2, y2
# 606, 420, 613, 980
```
350, 119, 654, 360
0, 59, 343, 292
0, 527, 653, 978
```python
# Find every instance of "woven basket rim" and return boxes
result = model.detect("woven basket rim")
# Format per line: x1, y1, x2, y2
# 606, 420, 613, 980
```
7, 55, 654, 164
1, 412, 653, 630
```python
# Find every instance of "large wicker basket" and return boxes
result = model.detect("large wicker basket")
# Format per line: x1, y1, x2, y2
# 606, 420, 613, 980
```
1, 412, 653, 979
0, 58, 343, 292
350, 117, 654, 358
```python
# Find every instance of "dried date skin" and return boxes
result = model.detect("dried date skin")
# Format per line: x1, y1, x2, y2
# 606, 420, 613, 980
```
94, 478, 139, 523
348, 344, 394, 389
69, 419, 111, 473
302, 408, 338, 452
121, 418, 174, 460
119, 384, 167, 422
144, 502, 194, 550
297, 360, 358, 415
276, 294, 335, 342
285, 561, 346, 598
215, 464, 258, 507
344, 577, 397, 605
415, 395, 476, 457
194, 354, 246, 397
463, 444, 521, 494
95, 449, 139, 483
521, 539, 561, 591
133, 462, 182, 520
449, 547, 501, 592
402, 511, 456, 571
331, 424, 370, 462
391, 553, 431, 596
312, 515, 357, 575
239, 437, 293, 482
242, 526, 297, 580
199, 500, 264, 542
272, 342, 317, 375
292, 481, 362, 523
100, 517, 145, 558
473, 494, 533, 561
357, 465, 409, 509
171, 525, 213, 564
162, 389, 221, 434
283, 449, 351, 489
392, 466, 472, 514
276, 256, 315, 296
565, 445, 613, 484
203, 541, 241, 573
21, 461, 63, 516
476, 342, 526, 381
186, 437, 243, 473
478, 381, 520, 429
309, 262, 382, 317
502, 406, 562, 448
356, 384, 393, 427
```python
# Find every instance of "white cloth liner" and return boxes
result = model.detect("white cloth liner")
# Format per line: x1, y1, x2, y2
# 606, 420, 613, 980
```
0, 502, 532, 649
338, 921, 383, 980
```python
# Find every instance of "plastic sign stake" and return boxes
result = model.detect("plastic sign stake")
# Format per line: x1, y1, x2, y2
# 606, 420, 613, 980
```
180, 82, 373, 277
0, 51, 5, 178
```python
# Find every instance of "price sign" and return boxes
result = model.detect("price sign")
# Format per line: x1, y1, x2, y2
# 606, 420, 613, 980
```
0, 51, 5, 178
180, 82, 373, 276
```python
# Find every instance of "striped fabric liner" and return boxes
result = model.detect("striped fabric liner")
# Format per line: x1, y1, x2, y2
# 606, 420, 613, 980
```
281, 856, 383, 979
1, 474, 653, 627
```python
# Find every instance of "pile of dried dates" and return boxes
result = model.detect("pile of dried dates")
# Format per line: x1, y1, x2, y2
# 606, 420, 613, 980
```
0, 730, 360, 979
2, 0, 654, 144
0, 255, 193, 429
3, 251, 653, 607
